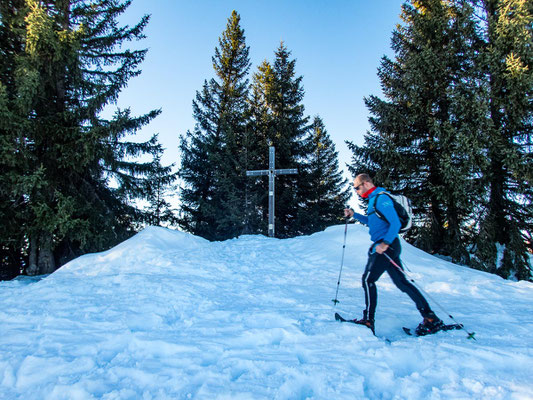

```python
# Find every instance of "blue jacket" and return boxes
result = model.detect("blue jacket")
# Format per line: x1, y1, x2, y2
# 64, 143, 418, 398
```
352, 187, 401, 245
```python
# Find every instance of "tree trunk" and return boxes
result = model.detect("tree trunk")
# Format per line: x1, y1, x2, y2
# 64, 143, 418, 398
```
37, 232, 56, 275
26, 235, 39, 276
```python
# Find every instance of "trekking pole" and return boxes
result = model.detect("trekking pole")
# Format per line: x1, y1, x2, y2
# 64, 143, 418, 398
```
332, 218, 349, 306
382, 252, 476, 340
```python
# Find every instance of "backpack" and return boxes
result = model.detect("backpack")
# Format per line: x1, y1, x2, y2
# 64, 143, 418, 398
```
374, 192, 413, 234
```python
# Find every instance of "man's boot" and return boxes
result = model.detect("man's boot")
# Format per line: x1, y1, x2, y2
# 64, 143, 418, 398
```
416, 309, 444, 336
352, 310, 375, 335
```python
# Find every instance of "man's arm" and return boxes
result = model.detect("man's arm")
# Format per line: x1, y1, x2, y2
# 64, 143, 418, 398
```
344, 208, 368, 225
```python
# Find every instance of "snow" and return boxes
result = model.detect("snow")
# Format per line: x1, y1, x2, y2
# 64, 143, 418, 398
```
1, 225, 532, 400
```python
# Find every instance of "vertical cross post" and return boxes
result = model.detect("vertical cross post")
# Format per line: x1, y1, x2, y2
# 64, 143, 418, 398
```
246, 146, 298, 237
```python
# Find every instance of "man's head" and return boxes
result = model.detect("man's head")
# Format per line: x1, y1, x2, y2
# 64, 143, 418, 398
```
353, 173, 375, 195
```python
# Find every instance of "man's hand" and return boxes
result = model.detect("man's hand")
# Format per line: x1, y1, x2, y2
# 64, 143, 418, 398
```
344, 208, 354, 218
375, 242, 389, 254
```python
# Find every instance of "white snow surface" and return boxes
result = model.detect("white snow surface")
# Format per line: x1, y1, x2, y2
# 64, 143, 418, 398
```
1, 225, 532, 400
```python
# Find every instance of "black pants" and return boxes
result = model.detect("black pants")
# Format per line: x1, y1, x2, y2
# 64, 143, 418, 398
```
361, 238, 430, 321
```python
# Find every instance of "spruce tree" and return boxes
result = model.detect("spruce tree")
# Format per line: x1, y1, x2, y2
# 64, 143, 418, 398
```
0, 0, 161, 276
348, 0, 485, 264
0, 0, 27, 279
300, 116, 351, 234
141, 138, 178, 227
473, 0, 532, 280
179, 10, 251, 241
273, 44, 312, 237
247, 43, 311, 237
244, 60, 276, 235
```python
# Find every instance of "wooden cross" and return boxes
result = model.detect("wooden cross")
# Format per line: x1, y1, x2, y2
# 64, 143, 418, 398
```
246, 146, 298, 237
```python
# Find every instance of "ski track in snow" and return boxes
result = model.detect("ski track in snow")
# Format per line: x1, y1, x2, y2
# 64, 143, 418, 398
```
0, 225, 532, 399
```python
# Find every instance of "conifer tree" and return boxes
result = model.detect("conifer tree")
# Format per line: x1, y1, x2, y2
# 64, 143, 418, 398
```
0, 0, 161, 276
0, 0, 28, 279
348, 0, 485, 264
473, 0, 532, 280
179, 10, 251, 240
141, 139, 178, 227
273, 44, 312, 237
244, 60, 276, 234
247, 43, 311, 237
300, 116, 351, 234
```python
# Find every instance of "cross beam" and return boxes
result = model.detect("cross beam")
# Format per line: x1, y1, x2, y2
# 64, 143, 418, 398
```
246, 146, 298, 237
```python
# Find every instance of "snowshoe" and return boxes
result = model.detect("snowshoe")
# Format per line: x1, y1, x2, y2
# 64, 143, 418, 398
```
415, 313, 444, 336
335, 312, 375, 335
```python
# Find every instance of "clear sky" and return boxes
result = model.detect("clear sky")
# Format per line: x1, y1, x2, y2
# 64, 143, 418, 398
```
115, 0, 405, 198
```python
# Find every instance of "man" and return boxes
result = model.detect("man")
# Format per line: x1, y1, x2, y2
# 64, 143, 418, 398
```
343, 173, 443, 335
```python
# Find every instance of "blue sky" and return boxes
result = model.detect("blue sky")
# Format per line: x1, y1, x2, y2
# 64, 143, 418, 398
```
116, 0, 405, 185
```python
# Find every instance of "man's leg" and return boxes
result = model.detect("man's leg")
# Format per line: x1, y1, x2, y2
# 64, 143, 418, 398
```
381, 239, 444, 334
387, 263, 431, 313
384, 239, 431, 313
361, 252, 387, 321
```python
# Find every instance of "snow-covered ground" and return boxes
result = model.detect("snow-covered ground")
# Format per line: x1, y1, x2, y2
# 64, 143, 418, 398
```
1, 225, 532, 400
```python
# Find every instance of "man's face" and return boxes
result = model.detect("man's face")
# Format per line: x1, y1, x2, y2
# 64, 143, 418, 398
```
353, 178, 370, 196
353, 178, 367, 195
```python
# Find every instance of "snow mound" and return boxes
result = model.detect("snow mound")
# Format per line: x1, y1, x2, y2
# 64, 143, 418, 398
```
52, 226, 208, 278
0, 225, 532, 399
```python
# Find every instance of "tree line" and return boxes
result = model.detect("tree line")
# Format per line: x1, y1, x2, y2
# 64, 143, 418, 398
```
1, 1, 530, 282
178, 11, 350, 242
348, 0, 532, 280
0, 4, 350, 279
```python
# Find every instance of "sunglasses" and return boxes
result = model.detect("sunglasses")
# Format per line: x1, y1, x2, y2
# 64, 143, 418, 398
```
354, 183, 364, 191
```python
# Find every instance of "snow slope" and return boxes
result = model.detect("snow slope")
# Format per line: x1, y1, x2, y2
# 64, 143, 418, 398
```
0, 225, 532, 400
